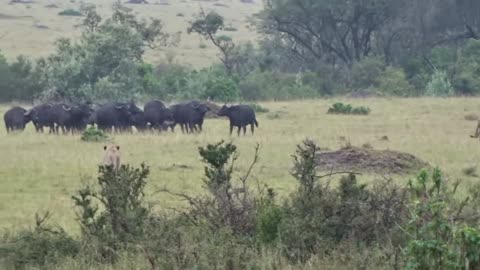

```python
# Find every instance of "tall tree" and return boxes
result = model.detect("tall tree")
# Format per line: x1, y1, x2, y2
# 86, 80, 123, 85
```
256, 0, 398, 65
39, 5, 175, 101
188, 10, 236, 75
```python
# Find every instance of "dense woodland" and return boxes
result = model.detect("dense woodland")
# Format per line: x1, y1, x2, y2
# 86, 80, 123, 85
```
1, 0, 480, 102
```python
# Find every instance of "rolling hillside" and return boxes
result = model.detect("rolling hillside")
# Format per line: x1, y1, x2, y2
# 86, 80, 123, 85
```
0, 0, 263, 68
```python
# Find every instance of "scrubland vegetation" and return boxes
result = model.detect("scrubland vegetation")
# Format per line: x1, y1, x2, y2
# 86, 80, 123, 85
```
2, 0, 480, 269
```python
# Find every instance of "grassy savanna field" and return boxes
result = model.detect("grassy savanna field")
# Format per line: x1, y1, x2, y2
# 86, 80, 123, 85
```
1, 98, 480, 235
0, 0, 262, 68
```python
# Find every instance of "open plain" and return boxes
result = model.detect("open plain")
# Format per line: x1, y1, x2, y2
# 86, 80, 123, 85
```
1, 98, 479, 234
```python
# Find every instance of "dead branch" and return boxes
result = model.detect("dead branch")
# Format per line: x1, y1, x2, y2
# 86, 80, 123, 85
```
318, 171, 362, 179
136, 245, 157, 270
239, 143, 261, 185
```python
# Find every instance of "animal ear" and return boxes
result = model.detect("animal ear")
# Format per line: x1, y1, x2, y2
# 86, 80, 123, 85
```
116, 146, 120, 150
104, 146, 107, 150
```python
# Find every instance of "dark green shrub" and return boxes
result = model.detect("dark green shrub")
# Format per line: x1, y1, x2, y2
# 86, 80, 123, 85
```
240, 71, 318, 101
0, 212, 79, 269
403, 169, 480, 269
425, 70, 454, 97
349, 57, 385, 90
161, 141, 262, 237
255, 188, 282, 246
351, 106, 371, 115
247, 103, 269, 113
328, 102, 370, 115
202, 76, 239, 102
328, 102, 353, 114
81, 126, 109, 142
72, 164, 150, 262
58, 9, 83, 16
278, 139, 407, 263
376, 66, 416, 96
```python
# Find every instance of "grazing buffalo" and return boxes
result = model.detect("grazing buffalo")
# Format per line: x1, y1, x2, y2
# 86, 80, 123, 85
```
4, 106, 31, 133
217, 104, 259, 136
94, 101, 145, 132
170, 100, 210, 133
26, 103, 55, 133
50, 103, 94, 134
144, 100, 174, 131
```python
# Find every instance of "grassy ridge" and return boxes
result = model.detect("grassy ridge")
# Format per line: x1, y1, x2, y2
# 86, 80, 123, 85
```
1, 98, 480, 234
0, 0, 262, 67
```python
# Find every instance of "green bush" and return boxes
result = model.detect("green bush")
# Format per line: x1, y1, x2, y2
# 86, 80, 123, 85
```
256, 202, 283, 246
58, 9, 83, 16
349, 57, 385, 90
327, 102, 370, 115
81, 126, 109, 142
377, 66, 416, 96
453, 40, 480, 95
301, 68, 345, 96
425, 70, 454, 97
277, 140, 407, 262
404, 169, 480, 269
247, 103, 269, 113
0, 53, 44, 102
202, 76, 239, 102
239, 71, 319, 101
0, 213, 79, 269
72, 164, 151, 262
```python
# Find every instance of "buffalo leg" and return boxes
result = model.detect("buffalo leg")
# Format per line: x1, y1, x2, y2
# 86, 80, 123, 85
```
242, 126, 247, 135
49, 124, 56, 134
188, 123, 196, 134
251, 123, 255, 135
237, 127, 241, 136
229, 124, 233, 135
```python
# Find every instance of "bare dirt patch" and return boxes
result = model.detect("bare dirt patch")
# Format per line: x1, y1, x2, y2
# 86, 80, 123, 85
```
316, 145, 428, 175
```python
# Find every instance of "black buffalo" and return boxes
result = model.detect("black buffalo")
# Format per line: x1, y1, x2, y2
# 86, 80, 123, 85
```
51, 103, 94, 134
26, 103, 55, 133
170, 100, 210, 133
94, 101, 145, 132
26, 103, 93, 134
217, 105, 259, 136
4, 106, 31, 133
144, 100, 174, 131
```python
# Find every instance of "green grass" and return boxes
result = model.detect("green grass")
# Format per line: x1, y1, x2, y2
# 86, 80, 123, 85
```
1, 98, 480, 234
0, 0, 263, 68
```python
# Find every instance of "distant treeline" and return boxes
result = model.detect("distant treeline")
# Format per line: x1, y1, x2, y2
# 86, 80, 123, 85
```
1, 1, 480, 102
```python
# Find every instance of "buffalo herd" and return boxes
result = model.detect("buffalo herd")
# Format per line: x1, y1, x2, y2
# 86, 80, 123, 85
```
3, 100, 259, 136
